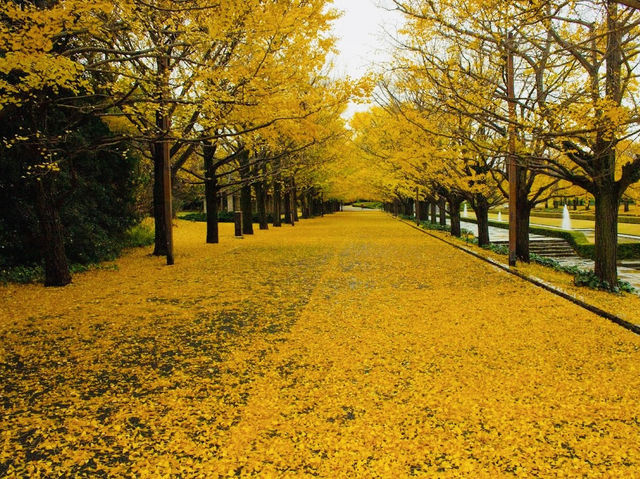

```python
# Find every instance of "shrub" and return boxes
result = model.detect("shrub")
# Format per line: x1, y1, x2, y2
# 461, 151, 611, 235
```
121, 224, 155, 249
574, 270, 635, 294
418, 220, 451, 232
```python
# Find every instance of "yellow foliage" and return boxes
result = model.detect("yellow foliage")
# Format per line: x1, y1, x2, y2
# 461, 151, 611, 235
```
2, 213, 640, 476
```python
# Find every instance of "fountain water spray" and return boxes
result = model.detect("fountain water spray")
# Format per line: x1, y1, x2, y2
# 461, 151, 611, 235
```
498, 211, 502, 222
562, 205, 572, 230
463, 204, 468, 218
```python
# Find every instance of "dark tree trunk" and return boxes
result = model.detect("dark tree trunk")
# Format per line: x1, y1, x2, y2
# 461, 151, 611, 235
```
594, 186, 619, 285
624, 199, 630, 212
292, 179, 299, 222
255, 180, 269, 230
393, 199, 399, 217
240, 183, 253, 235
284, 187, 293, 225
35, 179, 71, 287
273, 177, 282, 227
439, 196, 447, 226
152, 142, 168, 256
152, 55, 173, 262
301, 190, 309, 219
516, 201, 532, 262
448, 195, 463, 238
203, 143, 219, 244
474, 197, 490, 246
418, 201, 428, 221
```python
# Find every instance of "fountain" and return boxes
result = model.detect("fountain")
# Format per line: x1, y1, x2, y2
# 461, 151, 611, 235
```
562, 205, 572, 230
463, 204, 468, 218
498, 211, 502, 222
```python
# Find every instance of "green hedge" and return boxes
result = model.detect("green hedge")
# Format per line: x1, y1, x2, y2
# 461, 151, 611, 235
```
463, 218, 640, 260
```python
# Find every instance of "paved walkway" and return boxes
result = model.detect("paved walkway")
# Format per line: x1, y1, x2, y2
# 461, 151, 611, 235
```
457, 219, 640, 291
2, 212, 640, 476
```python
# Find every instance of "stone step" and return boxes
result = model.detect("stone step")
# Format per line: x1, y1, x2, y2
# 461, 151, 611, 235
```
530, 245, 575, 251
492, 239, 576, 257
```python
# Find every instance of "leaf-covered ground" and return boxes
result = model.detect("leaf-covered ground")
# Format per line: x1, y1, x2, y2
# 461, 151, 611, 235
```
1, 212, 640, 477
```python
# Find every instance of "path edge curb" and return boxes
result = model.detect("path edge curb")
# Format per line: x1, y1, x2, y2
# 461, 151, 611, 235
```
397, 218, 640, 336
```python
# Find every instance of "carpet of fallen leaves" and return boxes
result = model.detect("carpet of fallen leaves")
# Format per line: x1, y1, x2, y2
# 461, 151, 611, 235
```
2, 211, 640, 477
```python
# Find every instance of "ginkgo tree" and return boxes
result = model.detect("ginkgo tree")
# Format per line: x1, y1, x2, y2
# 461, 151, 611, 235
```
387, 0, 640, 284
0, 0, 351, 285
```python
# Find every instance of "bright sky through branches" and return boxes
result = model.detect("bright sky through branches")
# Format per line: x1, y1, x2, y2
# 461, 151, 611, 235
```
329, 0, 398, 118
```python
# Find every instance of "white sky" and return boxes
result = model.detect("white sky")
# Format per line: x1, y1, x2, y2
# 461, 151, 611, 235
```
328, 0, 401, 119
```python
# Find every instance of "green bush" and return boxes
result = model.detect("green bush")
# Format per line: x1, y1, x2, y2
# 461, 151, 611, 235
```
419, 220, 451, 232
574, 270, 635, 294
121, 224, 155, 249
0, 223, 148, 285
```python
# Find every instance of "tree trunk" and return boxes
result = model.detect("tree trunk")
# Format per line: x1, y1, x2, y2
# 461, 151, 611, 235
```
152, 55, 173, 263
301, 190, 309, 219
152, 142, 168, 256
255, 180, 269, 230
594, 186, 619, 285
516, 201, 531, 262
203, 143, 219, 244
35, 179, 71, 287
240, 184, 253, 235
448, 195, 463, 238
292, 179, 299, 221
284, 187, 293, 225
474, 197, 490, 246
418, 200, 428, 221
439, 196, 447, 226
273, 177, 282, 227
